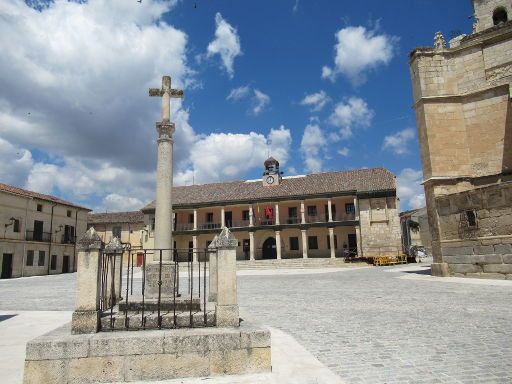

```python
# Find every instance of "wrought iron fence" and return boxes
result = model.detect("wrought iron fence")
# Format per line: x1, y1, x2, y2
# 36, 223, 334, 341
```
25, 230, 51, 242
99, 247, 215, 331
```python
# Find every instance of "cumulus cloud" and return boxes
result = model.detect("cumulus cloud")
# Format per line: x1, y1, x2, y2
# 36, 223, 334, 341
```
382, 128, 416, 155
0, 0, 192, 211
322, 25, 399, 85
102, 194, 145, 212
175, 126, 292, 185
300, 90, 331, 112
301, 124, 327, 173
207, 13, 242, 78
329, 97, 374, 139
227, 86, 270, 116
396, 168, 426, 210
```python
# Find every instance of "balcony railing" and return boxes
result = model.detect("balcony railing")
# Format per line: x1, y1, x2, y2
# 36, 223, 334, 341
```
26, 230, 51, 242
334, 213, 356, 221
306, 215, 326, 224
284, 217, 301, 224
61, 235, 76, 244
175, 223, 195, 232
199, 222, 222, 230
228, 220, 250, 228
256, 218, 275, 226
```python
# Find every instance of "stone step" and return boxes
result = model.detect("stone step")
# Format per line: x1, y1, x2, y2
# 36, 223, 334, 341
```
101, 310, 215, 331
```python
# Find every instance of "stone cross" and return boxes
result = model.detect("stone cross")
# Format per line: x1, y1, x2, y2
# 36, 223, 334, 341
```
149, 76, 183, 123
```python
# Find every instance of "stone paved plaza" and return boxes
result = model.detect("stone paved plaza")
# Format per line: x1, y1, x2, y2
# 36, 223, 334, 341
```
1, 265, 511, 383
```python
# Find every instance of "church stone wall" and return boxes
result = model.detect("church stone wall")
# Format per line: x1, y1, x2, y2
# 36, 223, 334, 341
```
358, 196, 402, 257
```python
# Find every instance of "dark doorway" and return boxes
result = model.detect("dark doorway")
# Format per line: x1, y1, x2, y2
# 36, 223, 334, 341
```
1, 254, 13, 279
262, 237, 277, 259
242, 239, 250, 260
62, 255, 70, 273
348, 234, 358, 256
33, 220, 44, 241
224, 211, 233, 228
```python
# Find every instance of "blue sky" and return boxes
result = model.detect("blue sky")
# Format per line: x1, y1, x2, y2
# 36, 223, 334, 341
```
0, 0, 474, 212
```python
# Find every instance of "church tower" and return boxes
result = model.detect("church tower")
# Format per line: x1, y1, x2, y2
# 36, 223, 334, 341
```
262, 157, 282, 187
472, 0, 511, 33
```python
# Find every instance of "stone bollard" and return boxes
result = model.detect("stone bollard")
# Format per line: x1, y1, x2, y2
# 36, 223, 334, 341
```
208, 235, 219, 302
71, 227, 103, 334
212, 228, 239, 327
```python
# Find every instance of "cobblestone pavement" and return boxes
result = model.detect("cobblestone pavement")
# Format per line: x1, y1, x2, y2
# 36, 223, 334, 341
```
1, 265, 511, 383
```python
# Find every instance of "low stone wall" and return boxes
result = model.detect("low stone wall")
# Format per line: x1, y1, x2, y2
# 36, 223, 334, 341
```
442, 241, 512, 279
23, 322, 271, 383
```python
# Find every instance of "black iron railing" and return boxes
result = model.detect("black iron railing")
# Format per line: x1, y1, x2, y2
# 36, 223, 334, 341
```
99, 248, 215, 331
26, 230, 51, 242
61, 235, 76, 244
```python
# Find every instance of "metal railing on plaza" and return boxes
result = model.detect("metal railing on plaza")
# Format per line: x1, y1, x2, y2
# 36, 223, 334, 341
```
99, 247, 215, 331
25, 230, 51, 242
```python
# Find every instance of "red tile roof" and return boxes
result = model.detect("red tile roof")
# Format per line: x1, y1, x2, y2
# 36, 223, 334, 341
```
0, 183, 91, 211
143, 167, 396, 211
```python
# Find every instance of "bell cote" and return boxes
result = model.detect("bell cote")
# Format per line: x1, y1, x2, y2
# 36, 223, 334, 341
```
262, 157, 282, 187
472, 0, 510, 33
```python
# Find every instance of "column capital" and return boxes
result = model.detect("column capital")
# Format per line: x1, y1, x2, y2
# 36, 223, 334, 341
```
156, 121, 175, 140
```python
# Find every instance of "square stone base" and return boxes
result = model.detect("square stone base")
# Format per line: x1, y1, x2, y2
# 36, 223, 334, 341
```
71, 310, 100, 335
431, 262, 450, 277
145, 263, 176, 299
23, 322, 271, 383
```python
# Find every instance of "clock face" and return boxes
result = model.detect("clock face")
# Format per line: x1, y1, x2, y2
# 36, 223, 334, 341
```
266, 175, 275, 184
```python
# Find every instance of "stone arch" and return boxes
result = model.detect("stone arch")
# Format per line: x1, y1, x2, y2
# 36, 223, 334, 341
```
493, 7, 508, 26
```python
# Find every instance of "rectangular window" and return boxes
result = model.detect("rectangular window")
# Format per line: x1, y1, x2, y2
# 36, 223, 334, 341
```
51, 255, 57, 270
242, 239, 250, 252
345, 203, 355, 214
26, 250, 34, 266
206, 213, 214, 223
36, 204, 43, 212
38, 251, 45, 266
289, 237, 299, 251
13, 219, 20, 233
307, 206, 317, 217
308, 236, 318, 250
188, 213, 194, 224
112, 226, 122, 239
288, 207, 297, 217
151, 218, 155, 231
67, 210, 72, 218
242, 210, 250, 221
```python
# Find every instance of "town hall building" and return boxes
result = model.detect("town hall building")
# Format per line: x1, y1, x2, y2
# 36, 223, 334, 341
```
141, 158, 402, 261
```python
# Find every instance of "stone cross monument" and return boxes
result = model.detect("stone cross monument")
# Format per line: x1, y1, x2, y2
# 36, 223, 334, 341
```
147, 76, 183, 298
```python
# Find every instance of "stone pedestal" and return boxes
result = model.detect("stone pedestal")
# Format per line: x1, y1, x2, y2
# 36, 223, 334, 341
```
431, 262, 450, 277
208, 236, 219, 302
145, 262, 176, 299
71, 227, 103, 335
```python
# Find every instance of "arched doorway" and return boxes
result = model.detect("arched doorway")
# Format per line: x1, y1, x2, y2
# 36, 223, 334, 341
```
262, 237, 277, 259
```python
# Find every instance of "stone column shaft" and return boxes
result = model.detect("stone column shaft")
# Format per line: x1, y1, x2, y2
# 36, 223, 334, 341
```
275, 230, 282, 260
328, 199, 333, 222
193, 209, 198, 230
221, 207, 225, 228
249, 205, 254, 227
329, 228, 336, 259
300, 201, 306, 224
301, 229, 308, 259
354, 196, 359, 220
249, 231, 255, 261
274, 203, 280, 225
192, 235, 198, 262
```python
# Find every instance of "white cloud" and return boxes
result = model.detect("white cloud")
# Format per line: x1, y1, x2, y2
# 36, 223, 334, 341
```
207, 12, 242, 78
300, 90, 331, 112
382, 128, 416, 155
0, 0, 191, 210
396, 168, 426, 210
102, 194, 145, 212
252, 89, 270, 116
292, 0, 299, 13
322, 25, 398, 85
175, 126, 292, 185
227, 86, 251, 101
301, 124, 327, 173
338, 147, 350, 157
226, 86, 270, 116
329, 97, 374, 139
